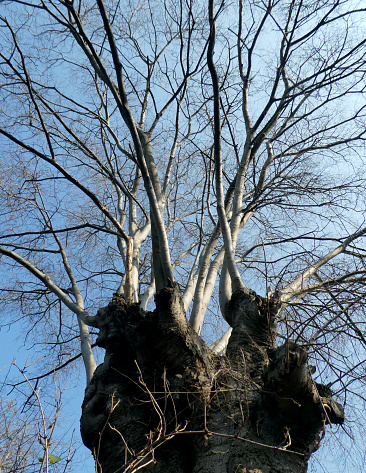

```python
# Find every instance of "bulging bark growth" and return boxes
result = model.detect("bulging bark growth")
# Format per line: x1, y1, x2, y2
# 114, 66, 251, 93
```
81, 287, 344, 473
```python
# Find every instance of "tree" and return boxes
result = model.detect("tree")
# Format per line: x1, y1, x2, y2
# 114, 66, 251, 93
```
0, 364, 74, 473
1, 0, 366, 471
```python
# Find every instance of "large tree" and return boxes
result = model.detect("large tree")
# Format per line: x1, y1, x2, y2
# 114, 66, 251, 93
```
1, 0, 366, 471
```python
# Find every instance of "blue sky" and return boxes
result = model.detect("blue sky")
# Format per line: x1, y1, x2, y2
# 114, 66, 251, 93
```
0, 323, 95, 472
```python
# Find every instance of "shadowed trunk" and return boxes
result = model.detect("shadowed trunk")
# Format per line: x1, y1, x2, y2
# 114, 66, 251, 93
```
80, 285, 344, 473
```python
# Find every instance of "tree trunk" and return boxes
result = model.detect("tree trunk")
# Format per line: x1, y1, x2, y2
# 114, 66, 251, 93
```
80, 286, 344, 473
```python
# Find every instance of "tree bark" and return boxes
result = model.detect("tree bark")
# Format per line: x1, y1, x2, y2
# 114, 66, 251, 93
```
80, 287, 344, 473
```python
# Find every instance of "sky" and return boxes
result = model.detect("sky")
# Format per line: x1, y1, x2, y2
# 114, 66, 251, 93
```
0, 323, 95, 473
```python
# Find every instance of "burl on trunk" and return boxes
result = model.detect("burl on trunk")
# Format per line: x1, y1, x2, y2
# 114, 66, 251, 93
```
80, 284, 344, 473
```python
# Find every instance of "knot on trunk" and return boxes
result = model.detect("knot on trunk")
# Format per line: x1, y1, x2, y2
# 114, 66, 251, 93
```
225, 290, 279, 378
262, 340, 344, 434
94, 293, 144, 352
226, 289, 278, 347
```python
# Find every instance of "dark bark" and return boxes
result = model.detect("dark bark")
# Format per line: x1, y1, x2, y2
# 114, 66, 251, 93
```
80, 286, 344, 473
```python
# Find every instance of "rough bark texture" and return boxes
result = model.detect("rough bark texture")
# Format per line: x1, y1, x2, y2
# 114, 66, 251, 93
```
80, 285, 344, 473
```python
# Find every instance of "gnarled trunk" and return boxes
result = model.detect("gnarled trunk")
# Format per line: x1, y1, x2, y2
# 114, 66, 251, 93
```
81, 286, 344, 473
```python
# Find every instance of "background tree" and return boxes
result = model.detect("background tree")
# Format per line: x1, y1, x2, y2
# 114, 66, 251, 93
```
1, 0, 366, 472
0, 364, 74, 473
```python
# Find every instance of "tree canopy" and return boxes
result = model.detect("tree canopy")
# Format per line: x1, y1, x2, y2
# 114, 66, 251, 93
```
1, 0, 366, 471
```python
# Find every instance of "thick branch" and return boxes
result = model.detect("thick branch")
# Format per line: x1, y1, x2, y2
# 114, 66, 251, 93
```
281, 226, 366, 302
207, 0, 243, 293
0, 246, 97, 382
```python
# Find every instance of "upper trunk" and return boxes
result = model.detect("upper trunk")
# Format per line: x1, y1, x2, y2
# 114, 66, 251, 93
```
80, 286, 344, 473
